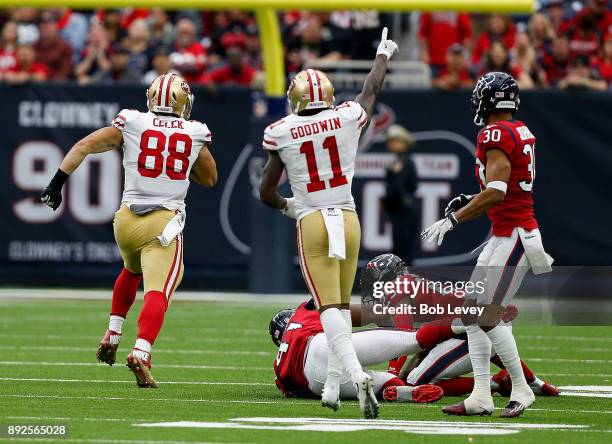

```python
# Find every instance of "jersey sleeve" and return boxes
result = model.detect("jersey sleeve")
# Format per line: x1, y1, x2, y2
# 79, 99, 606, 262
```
262, 120, 284, 151
193, 121, 212, 145
111, 109, 138, 132
335, 101, 368, 129
478, 123, 517, 158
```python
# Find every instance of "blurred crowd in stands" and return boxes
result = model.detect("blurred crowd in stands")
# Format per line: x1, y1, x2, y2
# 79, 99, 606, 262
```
0, 1, 610, 90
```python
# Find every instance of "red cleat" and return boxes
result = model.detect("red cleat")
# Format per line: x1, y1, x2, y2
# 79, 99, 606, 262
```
96, 330, 121, 365
501, 304, 519, 323
387, 356, 408, 376
540, 382, 560, 396
383, 384, 443, 403
442, 401, 493, 416
492, 369, 512, 397
126, 350, 157, 388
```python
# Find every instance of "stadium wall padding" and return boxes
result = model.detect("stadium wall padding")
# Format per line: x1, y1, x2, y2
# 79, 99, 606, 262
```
0, 84, 610, 290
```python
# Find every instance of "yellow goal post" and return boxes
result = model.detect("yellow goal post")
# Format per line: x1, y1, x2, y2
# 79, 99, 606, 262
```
6, 0, 535, 97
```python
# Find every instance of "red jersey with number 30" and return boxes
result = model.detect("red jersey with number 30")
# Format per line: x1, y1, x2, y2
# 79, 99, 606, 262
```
475, 120, 538, 236
273, 300, 322, 398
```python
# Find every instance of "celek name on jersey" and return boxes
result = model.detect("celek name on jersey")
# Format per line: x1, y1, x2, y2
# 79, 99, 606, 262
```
153, 117, 184, 129
516, 125, 535, 141
289, 117, 342, 139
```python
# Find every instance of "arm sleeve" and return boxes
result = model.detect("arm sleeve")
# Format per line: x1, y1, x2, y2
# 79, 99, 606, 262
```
336, 101, 368, 129
262, 125, 280, 151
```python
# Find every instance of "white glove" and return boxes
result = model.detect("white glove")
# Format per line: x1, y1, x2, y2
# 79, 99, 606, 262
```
421, 215, 457, 246
376, 27, 399, 60
281, 197, 297, 219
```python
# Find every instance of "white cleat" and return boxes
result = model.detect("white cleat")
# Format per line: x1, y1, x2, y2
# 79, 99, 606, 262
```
354, 372, 379, 419
321, 381, 341, 412
502, 388, 535, 418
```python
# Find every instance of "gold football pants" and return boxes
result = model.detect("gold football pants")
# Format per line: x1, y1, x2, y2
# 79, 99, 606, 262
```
297, 210, 361, 308
113, 205, 184, 301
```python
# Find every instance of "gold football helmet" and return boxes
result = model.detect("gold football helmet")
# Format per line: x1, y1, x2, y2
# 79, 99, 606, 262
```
146, 74, 194, 119
287, 69, 334, 114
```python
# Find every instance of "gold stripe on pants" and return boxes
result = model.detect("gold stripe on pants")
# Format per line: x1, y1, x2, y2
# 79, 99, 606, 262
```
113, 205, 184, 300
297, 210, 360, 308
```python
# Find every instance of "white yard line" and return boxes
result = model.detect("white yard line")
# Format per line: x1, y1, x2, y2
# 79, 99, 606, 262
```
0, 361, 269, 371
516, 335, 612, 343
0, 345, 274, 357
0, 377, 274, 386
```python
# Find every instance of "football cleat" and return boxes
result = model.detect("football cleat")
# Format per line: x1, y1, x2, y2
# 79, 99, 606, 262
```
387, 355, 408, 376
96, 330, 121, 365
354, 373, 379, 419
126, 349, 157, 388
539, 382, 560, 396
321, 381, 341, 412
501, 304, 519, 323
492, 369, 512, 397
500, 400, 528, 418
443, 399, 493, 416
383, 384, 443, 403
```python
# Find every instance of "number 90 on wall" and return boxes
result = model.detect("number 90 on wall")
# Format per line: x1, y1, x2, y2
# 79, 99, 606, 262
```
13, 141, 122, 224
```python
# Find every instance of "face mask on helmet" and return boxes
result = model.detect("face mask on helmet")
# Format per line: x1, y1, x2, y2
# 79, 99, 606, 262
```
269, 308, 295, 347
470, 71, 520, 126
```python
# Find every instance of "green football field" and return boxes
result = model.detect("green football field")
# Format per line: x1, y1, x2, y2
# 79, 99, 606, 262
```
0, 296, 611, 444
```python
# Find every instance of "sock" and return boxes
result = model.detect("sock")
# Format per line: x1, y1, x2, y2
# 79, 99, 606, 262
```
434, 377, 474, 396
486, 324, 530, 394
520, 359, 536, 383
323, 309, 354, 393
137, 290, 168, 346
320, 307, 362, 381
108, 315, 125, 334
110, 268, 142, 318
416, 324, 455, 349
134, 338, 152, 353
466, 325, 493, 400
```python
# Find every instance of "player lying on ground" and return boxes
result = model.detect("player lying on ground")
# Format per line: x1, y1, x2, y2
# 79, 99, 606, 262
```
421, 72, 553, 417
259, 27, 398, 419
269, 298, 558, 402
359, 255, 559, 400
40, 74, 217, 388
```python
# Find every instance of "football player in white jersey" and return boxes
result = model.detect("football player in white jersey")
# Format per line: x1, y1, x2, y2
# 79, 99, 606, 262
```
259, 28, 398, 418
40, 74, 217, 388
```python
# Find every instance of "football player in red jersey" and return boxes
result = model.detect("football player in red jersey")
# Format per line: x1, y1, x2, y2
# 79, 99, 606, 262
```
422, 72, 553, 417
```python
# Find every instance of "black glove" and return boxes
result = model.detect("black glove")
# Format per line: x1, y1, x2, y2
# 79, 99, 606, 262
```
444, 193, 473, 217
41, 169, 69, 211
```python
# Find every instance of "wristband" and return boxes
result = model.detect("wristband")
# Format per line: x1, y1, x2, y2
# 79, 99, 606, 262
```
449, 212, 459, 227
48, 169, 69, 190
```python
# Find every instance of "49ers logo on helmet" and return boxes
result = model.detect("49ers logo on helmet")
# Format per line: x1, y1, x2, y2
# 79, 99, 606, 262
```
181, 80, 191, 95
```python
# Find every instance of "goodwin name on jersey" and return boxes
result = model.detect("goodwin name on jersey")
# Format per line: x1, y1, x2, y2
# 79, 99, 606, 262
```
263, 101, 368, 220
112, 109, 211, 212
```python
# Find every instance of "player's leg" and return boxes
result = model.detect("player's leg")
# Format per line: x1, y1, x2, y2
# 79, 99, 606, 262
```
350, 329, 423, 366
97, 206, 144, 365
127, 209, 183, 388
480, 231, 534, 417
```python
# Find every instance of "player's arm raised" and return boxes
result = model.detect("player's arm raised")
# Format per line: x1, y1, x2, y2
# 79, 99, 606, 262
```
422, 149, 510, 246
41, 126, 123, 211
259, 151, 295, 218
190, 145, 218, 187
355, 27, 398, 121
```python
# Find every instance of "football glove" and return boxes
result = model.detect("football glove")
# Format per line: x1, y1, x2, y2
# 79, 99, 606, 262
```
421, 213, 458, 246
41, 169, 69, 211
444, 194, 473, 217
281, 197, 297, 219
376, 27, 399, 60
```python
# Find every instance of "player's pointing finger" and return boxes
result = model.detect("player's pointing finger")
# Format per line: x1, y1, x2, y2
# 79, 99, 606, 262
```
381, 27, 388, 42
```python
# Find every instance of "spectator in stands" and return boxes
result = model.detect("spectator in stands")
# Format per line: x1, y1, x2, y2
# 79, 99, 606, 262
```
542, 0, 567, 33
142, 46, 179, 85
0, 21, 18, 75
563, 4, 603, 60
432, 43, 473, 91
564, 0, 612, 37
244, 28, 262, 70
528, 12, 556, 62
418, 12, 472, 72
286, 15, 341, 73
472, 14, 516, 67
558, 53, 607, 90
34, 17, 73, 81
381, 124, 419, 265
592, 33, 612, 87
11, 8, 40, 46
101, 10, 126, 45
149, 8, 174, 48
330, 10, 381, 60
203, 45, 256, 86
3, 44, 48, 84
483, 41, 534, 89
53, 8, 89, 61
542, 34, 571, 86
75, 23, 111, 85
512, 24, 545, 86
125, 19, 152, 76
170, 18, 207, 82
91, 43, 140, 84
